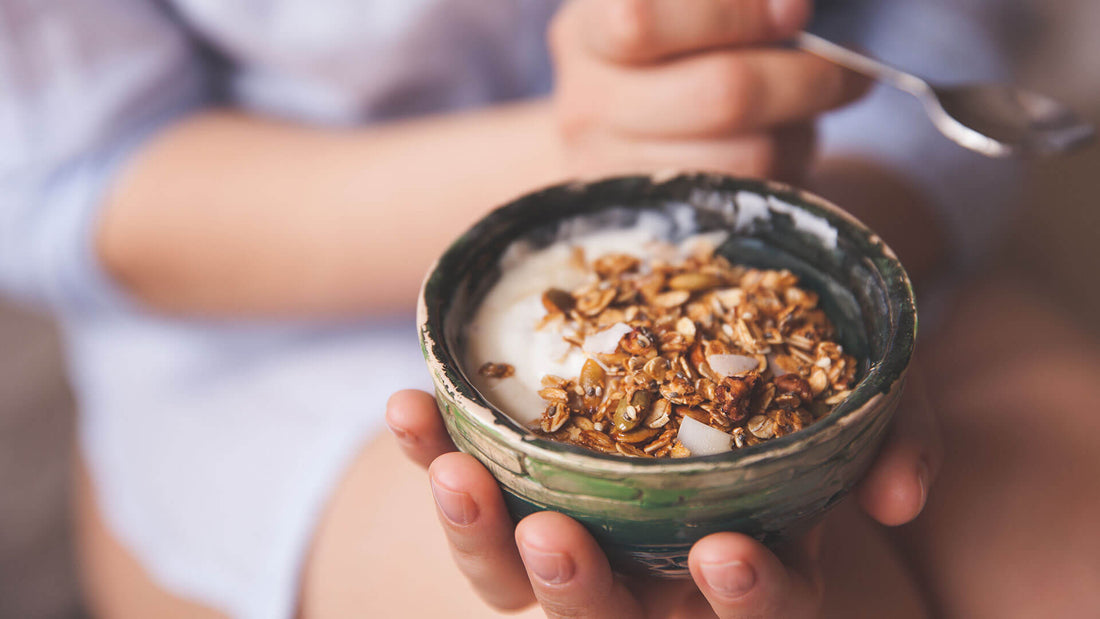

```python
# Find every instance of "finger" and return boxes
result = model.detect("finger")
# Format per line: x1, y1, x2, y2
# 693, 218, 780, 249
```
385, 389, 457, 469
515, 511, 644, 619
563, 48, 870, 138
563, 0, 812, 64
567, 122, 816, 183
428, 452, 536, 611
856, 367, 944, 526
688, 531, 823, 619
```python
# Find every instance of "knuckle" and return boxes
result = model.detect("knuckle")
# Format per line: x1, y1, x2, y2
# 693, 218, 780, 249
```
743, 139, 781, 178
699, 59, 762, 132
448, 535, 496, 567
811, 59, 858, 108
547, 10, 572, 58
554, 94, 596, 146
602, 0, 655, 60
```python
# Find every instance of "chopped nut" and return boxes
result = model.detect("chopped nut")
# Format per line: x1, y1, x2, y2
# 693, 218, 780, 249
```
478, 362, 514, 378
670, 441, 692, 458
774, 374, 813, 402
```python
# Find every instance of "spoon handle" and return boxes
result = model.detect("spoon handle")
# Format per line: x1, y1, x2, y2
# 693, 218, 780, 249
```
794, 32, 931, 97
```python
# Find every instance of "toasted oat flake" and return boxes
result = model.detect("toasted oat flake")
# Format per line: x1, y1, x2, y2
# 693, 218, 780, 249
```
482, 236, 858, 458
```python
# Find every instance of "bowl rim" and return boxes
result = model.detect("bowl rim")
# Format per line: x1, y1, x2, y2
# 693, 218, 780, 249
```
417, 173, 916, 475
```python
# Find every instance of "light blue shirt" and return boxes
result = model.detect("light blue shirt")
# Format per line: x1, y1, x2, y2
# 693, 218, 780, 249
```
0, 1, 1019, 617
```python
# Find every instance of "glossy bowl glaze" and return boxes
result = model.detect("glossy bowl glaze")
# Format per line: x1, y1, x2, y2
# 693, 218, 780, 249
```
417, 173, 916, 577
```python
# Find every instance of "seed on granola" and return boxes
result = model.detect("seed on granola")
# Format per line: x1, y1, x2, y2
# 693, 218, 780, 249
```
613, 390, 652, 433
542, 288, 575, 315
478, 362, 514, 378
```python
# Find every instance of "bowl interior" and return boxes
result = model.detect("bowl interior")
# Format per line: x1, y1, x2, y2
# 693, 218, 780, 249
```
421, 174, 916, 467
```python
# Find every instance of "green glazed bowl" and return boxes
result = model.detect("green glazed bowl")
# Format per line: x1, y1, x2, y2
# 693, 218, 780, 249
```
417, 173, 916, 577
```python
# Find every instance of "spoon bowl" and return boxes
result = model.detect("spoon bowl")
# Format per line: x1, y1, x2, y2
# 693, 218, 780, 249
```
795, 32, 1096, 158
929, 84, 1097, 157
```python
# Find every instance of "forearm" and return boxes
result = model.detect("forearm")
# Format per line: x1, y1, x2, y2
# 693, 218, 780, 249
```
96, 100, 565, 317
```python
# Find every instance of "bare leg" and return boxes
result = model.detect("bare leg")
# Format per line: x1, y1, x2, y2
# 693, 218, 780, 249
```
899, 273, 1100, 618
74, 456, 225, 619
92, 275, 1100, 618
73, 396, 929, 619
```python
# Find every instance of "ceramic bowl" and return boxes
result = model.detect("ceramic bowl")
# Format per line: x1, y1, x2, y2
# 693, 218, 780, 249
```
417, 173, 916, 577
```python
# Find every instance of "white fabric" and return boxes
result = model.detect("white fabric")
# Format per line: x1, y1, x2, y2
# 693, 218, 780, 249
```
0, 0, 1018, 616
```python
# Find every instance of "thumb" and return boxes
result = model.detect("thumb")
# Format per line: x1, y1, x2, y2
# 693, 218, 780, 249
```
688, 527, 824, 619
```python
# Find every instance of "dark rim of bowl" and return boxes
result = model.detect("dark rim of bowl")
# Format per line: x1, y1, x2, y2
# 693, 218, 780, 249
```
419, 173, 916, 470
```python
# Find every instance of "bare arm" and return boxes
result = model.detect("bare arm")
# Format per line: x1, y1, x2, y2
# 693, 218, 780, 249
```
96, 101, 565, 317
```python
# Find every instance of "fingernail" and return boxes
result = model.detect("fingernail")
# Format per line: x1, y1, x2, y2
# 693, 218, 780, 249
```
768, 0, 808, 33
701, 560, 756, 599
430, 478, 478, 526
386, 420, 413, 442
519, 543, 575, 585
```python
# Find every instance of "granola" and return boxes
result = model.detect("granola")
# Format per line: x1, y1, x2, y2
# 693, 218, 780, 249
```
478, 235, 859, 458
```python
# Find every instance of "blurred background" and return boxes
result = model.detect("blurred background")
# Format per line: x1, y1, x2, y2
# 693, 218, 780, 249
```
1, 1, 1098, 616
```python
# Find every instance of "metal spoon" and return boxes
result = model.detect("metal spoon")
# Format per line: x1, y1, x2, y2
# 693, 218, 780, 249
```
795, 31, 1096, 158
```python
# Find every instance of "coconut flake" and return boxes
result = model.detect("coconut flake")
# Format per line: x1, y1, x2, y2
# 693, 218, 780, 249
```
582, 322, 633, 355
677, 416, 733, 455
707, 354, 758, 377
766, 353, 789, 377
